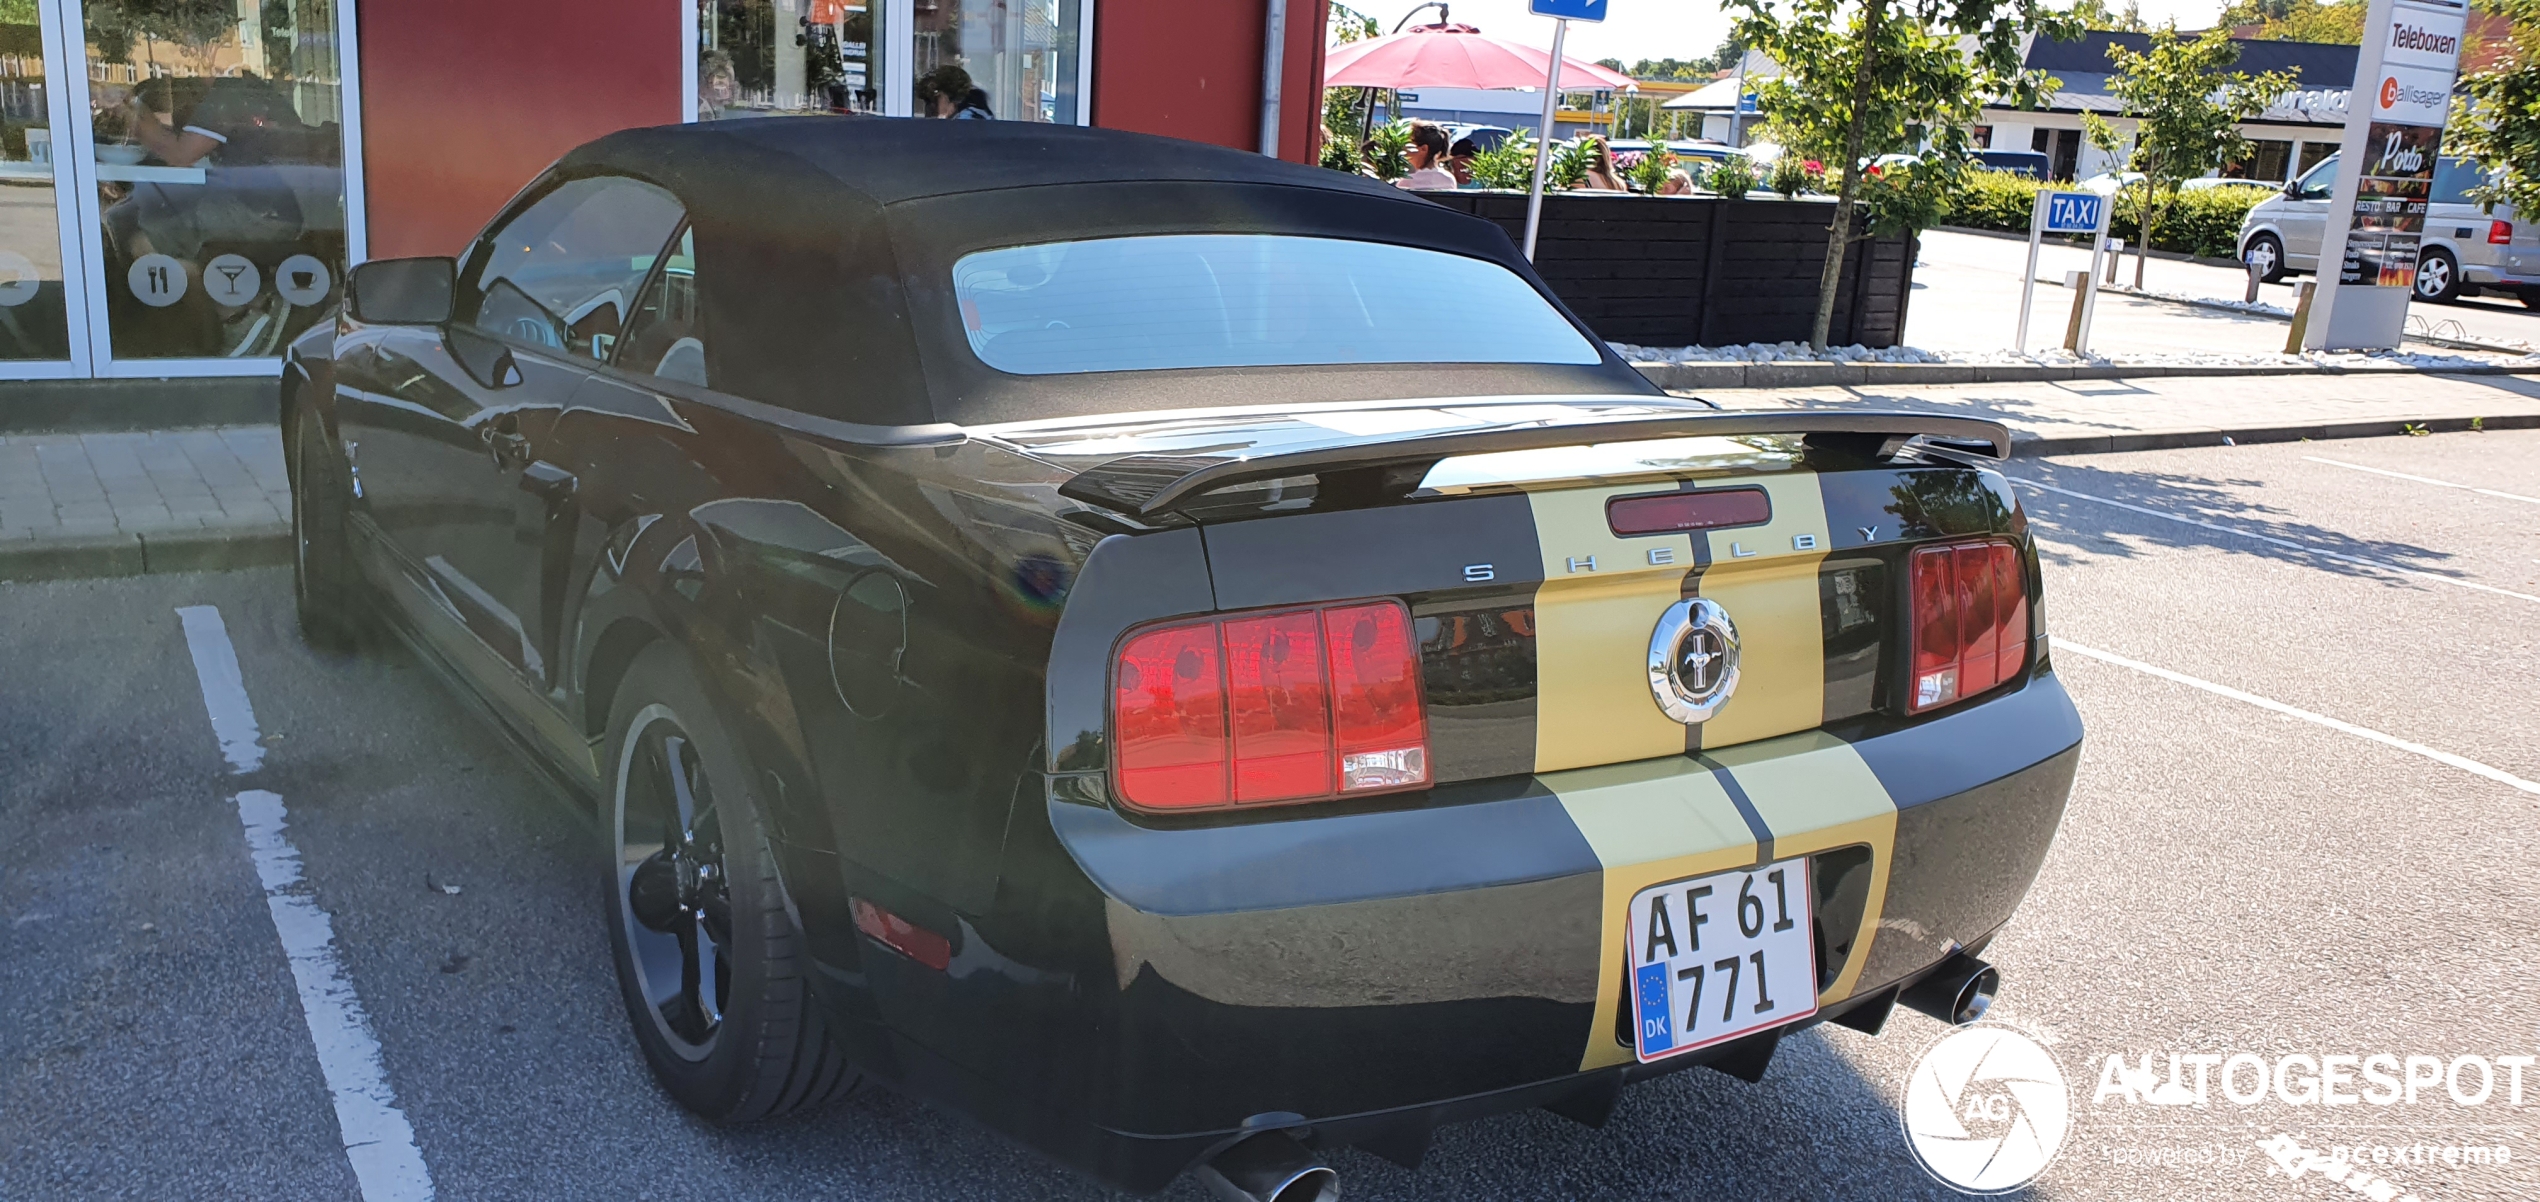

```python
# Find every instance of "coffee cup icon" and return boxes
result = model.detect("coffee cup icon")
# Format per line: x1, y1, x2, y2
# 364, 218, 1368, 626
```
276, 254, 331, 307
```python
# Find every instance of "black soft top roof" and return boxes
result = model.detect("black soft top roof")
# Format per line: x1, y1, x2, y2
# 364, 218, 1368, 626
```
541, 118, 1655, 428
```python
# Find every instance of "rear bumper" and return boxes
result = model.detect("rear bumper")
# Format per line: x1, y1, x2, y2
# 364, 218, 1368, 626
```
1023, 669, 2083, 1191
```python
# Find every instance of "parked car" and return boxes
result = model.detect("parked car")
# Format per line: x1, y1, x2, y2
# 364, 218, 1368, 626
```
1444, 123, 1514, 153
283, 118, 2082, 1197
2181, 176, 2277, 192
2237, 155, 2537, 304
1607, 138, 1751, 169
2078, 170, 2146, 196
1973, 149, 2050, 179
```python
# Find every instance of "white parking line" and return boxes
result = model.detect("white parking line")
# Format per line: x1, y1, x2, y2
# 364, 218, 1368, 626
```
2010, 476, 2540, 606
176, 606, 436, 1202
2303, 456, 2540, 505
2054, 638, 2540, 799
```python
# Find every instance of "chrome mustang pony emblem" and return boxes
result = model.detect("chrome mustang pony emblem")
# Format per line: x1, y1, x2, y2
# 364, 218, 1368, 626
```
1648, 598, 1741, 724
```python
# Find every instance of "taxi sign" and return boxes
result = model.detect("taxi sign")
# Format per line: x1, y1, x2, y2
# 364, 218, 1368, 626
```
1530, 0, 1609, 21
2038, 190, 2105, 235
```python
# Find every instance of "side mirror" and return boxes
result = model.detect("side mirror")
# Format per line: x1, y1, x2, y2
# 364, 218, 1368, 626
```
346, 257, 455, 325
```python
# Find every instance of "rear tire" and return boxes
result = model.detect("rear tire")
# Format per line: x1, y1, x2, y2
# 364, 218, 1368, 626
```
290, 406, 362, 652
601, 641, 860, 1122
2413, 247, 2461, 303
2242, 232, 2286, 284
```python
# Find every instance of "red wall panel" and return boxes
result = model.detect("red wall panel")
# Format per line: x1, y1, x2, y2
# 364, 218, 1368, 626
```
358, 0, 684, 259
1092, 0, 1331, 164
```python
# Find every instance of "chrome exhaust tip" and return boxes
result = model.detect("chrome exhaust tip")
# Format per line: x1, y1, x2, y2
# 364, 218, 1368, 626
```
1195, 1132, 1339, 1202
1901, 954, 1999, 1025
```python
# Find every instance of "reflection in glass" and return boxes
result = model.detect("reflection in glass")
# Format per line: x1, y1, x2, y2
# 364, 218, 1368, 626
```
914, 0, 1080, 124
700, 0, 881, 117
86, 0, 345, 360
0, 3, 68, 359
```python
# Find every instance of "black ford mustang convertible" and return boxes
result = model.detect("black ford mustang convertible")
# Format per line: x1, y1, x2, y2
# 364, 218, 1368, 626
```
283, 119, 2082, 1199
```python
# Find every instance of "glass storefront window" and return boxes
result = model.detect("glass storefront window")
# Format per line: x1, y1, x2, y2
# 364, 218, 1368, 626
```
913, 0, 1081, 124
700, 0, 883, 117
0, 0, 68, 359
83, 0, 346, 360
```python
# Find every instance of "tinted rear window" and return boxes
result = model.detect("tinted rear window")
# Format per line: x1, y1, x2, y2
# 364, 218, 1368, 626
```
951, 234, 1603, 376
2431, 157, 2486, 206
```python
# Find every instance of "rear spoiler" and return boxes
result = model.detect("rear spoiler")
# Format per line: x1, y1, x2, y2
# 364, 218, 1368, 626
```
1056, 410, 2012, 519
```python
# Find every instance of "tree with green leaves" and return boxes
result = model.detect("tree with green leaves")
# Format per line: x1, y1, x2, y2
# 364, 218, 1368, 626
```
1322, 1, 1384, 165
1730, 0, 2074, 350
2065, 0, 2149, 31
2450, 0, 2540, 219
2097, 26, 2293, 286
2214, 0, 2365, 43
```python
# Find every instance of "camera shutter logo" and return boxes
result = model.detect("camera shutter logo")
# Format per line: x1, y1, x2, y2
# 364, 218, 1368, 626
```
1901, 1026, 2072, 1193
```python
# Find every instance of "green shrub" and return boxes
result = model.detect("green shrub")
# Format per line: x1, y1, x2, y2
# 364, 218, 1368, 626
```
1469, 131, 1537, 190
1320, 128, 1361, 174
1624, 145, 1678, 194
1366, 120, 1411, 181
1943, 169, 2272, 259
1947, 169, 2047, 234
2111, 184, 2275, 259
1708, 157, 1761, 198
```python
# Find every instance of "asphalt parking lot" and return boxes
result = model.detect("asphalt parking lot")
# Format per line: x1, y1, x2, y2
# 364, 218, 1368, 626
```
4, 431, 2537, 1202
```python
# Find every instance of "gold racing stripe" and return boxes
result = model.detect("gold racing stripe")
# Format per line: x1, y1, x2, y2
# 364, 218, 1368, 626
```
1539, 756, 1759, 1072
1691, 472, 1832, 750
1525, 485, 1699, 774
1699, 730, 1899, 1005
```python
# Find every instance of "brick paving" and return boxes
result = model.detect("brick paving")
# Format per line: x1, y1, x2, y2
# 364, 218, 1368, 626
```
0, 427, 288, 543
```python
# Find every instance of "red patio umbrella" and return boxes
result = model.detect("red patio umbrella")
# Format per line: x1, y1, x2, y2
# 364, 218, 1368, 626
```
1323, 23, 1636, 93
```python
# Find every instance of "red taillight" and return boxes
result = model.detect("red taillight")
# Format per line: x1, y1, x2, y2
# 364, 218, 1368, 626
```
1113, 600, 1429, 811
1908, 540, 2030, 714
2491, 220, 2515, 245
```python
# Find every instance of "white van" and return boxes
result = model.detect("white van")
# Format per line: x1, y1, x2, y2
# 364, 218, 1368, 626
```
2237, 155, 2540, 306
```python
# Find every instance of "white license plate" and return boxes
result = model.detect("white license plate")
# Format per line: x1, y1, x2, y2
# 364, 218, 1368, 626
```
1625, 858, 1818, 1063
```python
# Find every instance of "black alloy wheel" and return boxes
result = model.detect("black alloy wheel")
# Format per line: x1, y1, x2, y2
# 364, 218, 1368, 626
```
2414, 247, 2461, 303
602, 642, 858, 1121
290, 406, 362, 652
2243, 232, 2286, 284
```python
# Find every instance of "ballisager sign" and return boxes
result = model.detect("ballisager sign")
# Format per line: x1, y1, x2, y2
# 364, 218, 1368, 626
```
2304, 0, 2469, 349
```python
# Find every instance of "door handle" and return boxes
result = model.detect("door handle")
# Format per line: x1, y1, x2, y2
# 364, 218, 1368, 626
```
520, 460, 576, 501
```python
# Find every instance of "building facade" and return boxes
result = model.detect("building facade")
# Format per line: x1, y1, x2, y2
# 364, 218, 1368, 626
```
1979, 31, 2358, 184
0, 0, 1327, 386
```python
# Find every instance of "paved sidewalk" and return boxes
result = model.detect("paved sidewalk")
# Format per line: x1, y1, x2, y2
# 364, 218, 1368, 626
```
1695, 370, 2540, 455
0, 427, 291, 576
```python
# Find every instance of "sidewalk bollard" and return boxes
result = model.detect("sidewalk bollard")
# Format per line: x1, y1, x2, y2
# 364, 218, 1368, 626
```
2104, 238, 2124, 286
2284, 280, 2316, 353
2063, 269, 2099, 353
2245, 257, 2264, 304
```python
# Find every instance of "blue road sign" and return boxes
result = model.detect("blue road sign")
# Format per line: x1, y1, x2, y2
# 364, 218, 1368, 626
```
2040, 191, 2105, 235
1530, 0, 1610, 21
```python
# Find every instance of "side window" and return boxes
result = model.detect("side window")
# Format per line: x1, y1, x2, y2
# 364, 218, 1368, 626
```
464, 176, 684, 361
2296, 157, 2338, 201
615, 228, 706, 387
2430, 158, 2484, 207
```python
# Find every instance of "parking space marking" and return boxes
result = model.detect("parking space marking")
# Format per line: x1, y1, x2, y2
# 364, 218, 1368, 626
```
177, 606, 437, 1202
2010, 476, 2540, 606
2055, 637, 2540, 800
2303, 456, 2540, 505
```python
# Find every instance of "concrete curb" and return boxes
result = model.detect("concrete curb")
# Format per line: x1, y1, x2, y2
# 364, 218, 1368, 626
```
0, 522, 290, 583
1635, 359, 2540, 390
2011, 413, 2540, 457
